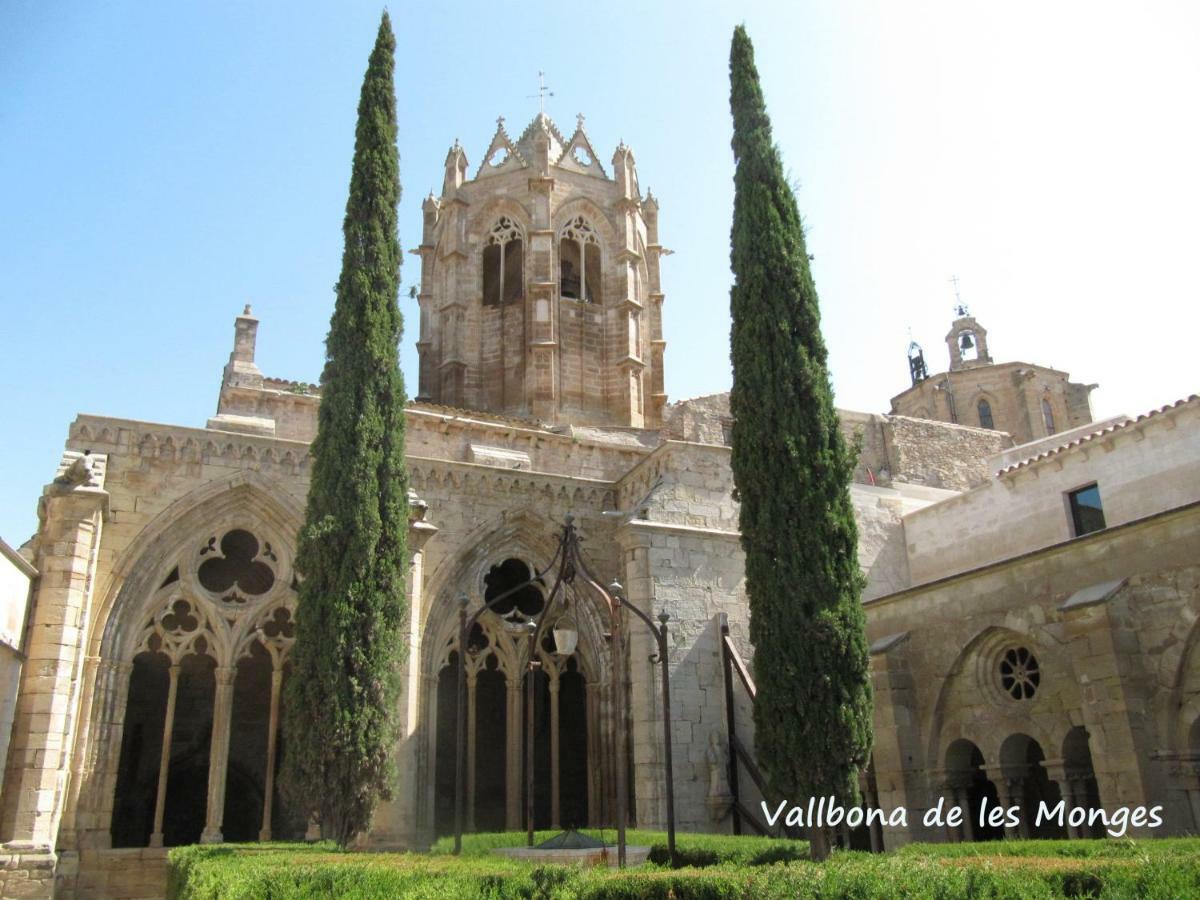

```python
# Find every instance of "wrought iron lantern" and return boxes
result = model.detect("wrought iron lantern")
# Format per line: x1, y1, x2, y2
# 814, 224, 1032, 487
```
552, 602, 579, 656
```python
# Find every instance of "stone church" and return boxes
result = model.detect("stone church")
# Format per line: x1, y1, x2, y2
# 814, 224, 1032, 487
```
0, 111, 1197, 897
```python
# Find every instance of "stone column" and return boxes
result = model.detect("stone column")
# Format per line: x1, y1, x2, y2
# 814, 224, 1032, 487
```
505, 678, 522, 830
585, 683, 600, 826
56, 654, 101, 849
945, 778, 976, 843
149, 665, 181, 847
865, 786, 884, 852
992, 774, 1028, 840
1040, 758, 1075, 839
258, 664, 283, 841
932, 771, 972, 843
201, 666, 236, 843
66, 658, 126, 849
0, 465, 107, 848
83, 660, 132, 849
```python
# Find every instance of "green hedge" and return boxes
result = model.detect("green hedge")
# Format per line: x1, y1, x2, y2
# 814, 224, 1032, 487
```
168, 838, 1200, 899
428, 828, 808, 867
894, 836, 1200, 859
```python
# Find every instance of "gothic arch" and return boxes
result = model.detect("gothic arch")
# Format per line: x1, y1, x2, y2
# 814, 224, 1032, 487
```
972, 390, 999, 431
415, 509, 612, 838
419, 509, 607, 683
1162, 612, 1200, 755
552, 197, 620, 248
466, 197, 533, 246
68, 472, 302, 849
91, 472, 303, 661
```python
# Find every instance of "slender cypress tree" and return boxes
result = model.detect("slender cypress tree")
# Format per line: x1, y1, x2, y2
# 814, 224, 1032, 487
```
727, 25, 872, 860
281, 12, 408, 848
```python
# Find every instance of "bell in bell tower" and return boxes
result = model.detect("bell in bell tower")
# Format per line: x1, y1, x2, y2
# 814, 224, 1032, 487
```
945, 304, 992, 371
412, 110, 667, 428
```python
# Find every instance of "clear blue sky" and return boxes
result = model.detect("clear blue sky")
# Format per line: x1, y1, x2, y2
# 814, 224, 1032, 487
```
2, 1, 1198, 546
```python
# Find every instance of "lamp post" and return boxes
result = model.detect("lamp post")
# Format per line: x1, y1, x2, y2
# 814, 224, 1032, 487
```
452, 516, 677, 868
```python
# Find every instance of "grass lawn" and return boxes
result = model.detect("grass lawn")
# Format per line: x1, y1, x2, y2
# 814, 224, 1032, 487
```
167, 832, 1200, 899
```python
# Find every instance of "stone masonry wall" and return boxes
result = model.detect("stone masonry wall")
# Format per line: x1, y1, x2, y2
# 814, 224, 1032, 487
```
882, 415, 1009, 492
0, 852, 56, 899
864, 505, 1200, 845
663, 394, 1006, 493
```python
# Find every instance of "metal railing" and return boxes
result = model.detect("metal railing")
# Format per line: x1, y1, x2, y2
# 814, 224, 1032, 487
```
718, 612, 782, 837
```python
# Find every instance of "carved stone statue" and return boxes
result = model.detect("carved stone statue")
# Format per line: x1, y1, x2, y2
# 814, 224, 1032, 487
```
54, 450, 98, 487
705, 729, 733, 821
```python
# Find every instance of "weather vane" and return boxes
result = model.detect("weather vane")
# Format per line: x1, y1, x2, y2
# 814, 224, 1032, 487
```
528, 71, 554, 116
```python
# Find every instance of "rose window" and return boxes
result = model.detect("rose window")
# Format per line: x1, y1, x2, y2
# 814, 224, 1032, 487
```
999, 647, 1040, 700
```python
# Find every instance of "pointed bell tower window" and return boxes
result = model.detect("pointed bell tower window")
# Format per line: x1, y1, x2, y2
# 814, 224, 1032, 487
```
977, 399, 994, 430
560, 216, 601, 304
482, 217, 524, 307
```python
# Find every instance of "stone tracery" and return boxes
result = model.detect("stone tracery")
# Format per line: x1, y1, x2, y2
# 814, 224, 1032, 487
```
111, 525, 298, 848
426, 555, 603, 837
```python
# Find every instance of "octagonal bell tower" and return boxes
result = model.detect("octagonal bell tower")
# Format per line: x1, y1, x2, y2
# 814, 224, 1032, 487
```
413, 113, 667, 427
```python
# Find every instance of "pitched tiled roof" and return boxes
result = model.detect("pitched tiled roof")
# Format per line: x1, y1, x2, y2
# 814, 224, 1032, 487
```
996, 395, 1198, 476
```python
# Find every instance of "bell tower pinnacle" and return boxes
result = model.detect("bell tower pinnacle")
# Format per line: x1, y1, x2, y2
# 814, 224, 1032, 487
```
413, 109, 666, 427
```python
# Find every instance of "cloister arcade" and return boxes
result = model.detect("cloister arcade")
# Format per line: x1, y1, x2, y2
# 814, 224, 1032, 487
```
108, 525, 300, 847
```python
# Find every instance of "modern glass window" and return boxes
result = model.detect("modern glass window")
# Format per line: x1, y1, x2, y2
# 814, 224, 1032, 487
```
1068, 483, 1106, 537
978, 399, 994, 430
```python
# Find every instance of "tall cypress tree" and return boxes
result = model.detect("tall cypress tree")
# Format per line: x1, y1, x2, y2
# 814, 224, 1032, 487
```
727, 26, 872, 860
281, 12, 408, 848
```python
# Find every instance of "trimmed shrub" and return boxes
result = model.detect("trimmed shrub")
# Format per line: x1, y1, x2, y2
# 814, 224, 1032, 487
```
168, 838, 1200, 899
429, 829, 809, 867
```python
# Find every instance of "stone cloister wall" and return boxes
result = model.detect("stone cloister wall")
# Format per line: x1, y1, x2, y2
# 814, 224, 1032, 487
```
0, 397, 679, 894
865, 502, 1200, 846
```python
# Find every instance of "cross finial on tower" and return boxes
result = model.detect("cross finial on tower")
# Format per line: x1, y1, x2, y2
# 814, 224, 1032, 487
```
950, 275, 968, 317
528, 71, 553, 116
